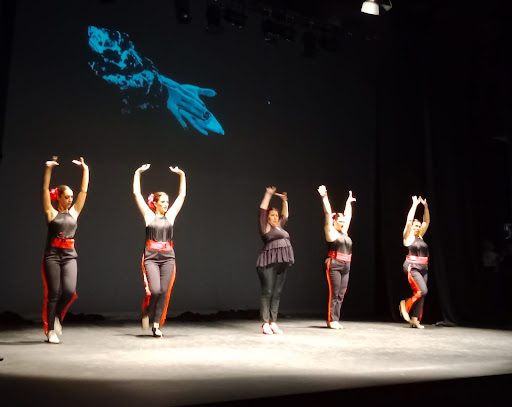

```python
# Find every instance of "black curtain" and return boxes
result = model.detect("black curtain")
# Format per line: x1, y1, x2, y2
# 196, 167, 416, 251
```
0, 0, 17, 163
376, 0, 512, 326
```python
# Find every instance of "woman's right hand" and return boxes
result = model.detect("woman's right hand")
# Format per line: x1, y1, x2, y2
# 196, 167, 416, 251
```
136, 164, 151, 173
317, 185, 327, 197
412, 195, 419, 205
266, 186, 276, 195
46, 156, 59, 168
275, 192, 288, 201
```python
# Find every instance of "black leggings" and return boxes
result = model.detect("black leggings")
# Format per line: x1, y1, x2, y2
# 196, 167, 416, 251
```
256, 263, 288, 323
43, 253, 77, 332
326, 258, 350, 323
143, 258, 176, 325
405, 267, 428, 320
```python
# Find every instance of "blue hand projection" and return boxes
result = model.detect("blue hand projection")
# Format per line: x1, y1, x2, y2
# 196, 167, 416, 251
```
88, 26, 224, 135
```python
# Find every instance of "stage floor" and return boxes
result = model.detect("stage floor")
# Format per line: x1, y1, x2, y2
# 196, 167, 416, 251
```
1, 319, 511, 406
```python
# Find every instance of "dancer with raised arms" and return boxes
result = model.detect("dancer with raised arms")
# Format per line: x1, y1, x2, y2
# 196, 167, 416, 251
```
318, 185, 356, 329
133, 164, 186, 337
41, 156, 89, 344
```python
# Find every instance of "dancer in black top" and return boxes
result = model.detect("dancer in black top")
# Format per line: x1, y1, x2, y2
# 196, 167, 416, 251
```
318, 185, 356, 329
41, 156, 89, 344
257, 186, 294, 335
133, 164, 186, 337
399, 196, 430, 329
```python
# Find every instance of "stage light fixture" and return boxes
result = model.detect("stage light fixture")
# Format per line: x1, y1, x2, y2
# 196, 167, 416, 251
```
361, 0, 392, 16
382, 1, 392, 11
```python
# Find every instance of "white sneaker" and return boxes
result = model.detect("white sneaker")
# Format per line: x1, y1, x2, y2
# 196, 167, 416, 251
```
327, 321, 343, 329
54, 317, 62, 336
262, 323, 273, 335
47, 330, 60, 344
269, 322, 283, 334
152, 323, 163, 337
152, 327, 163, 337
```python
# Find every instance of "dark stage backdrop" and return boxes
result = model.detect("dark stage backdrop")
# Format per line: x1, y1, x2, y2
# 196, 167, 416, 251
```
2, 1, 510, 327
0, 1, 378, 319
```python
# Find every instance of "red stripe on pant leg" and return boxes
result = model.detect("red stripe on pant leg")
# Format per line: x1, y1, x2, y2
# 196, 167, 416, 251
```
405, 270, 423, 313
60, 292, 78, 322
141, 254, 151, 313
159, 262, 177, 326
325, 258, 333, 323
41, 256, 49, 335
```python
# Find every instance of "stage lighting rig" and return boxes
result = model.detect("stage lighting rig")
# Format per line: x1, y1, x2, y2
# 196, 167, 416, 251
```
361, 0, 392, 16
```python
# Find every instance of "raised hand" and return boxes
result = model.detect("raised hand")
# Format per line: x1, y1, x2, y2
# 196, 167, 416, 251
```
136, 164, 151, 173
72, 157, 88, 170
275, 192, 288, 201
347, 190, 356, 203
317, 185, 327, 197
266, 186, 277, 195
46, 156, 59, 168
412, 195, 420, 205
420, 197, 427, 205
169, 166, 185, 176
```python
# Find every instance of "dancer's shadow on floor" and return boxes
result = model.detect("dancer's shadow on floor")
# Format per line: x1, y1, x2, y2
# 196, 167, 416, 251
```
0, 340, 46, 345
308, 325, 336, 329
116, 333, 187, 339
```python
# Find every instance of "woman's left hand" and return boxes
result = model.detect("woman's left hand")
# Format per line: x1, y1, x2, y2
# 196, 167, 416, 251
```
347, 190, 356, 203
72, 157, 88, 170
317, 185, 327, 197
170, 166, 185, 176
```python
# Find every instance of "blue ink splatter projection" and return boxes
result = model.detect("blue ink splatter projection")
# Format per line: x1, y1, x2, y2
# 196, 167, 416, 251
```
88, 26, 224, 135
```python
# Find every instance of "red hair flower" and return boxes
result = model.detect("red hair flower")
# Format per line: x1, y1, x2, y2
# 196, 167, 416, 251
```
147, 193, 156, 210
50, 188, 59, 201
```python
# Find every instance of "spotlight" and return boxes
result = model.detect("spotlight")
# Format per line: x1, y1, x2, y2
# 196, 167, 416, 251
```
361, 0, 392, 16
175, 0, 191, 24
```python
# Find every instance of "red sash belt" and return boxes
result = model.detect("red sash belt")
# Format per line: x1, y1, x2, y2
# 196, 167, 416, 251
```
146, 240, 173, 251
406, 255, 428, 265
328, 251, 352, 262
51, 238, 75, 249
